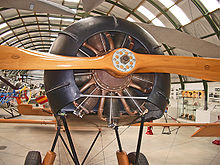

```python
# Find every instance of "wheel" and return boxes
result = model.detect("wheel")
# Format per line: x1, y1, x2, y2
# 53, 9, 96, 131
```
45, 16, 170, 124
128, 152, 149, 165
24, 151, 42, 165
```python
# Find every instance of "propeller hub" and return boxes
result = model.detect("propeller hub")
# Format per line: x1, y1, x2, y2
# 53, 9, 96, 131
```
112, 48, 136, 73
120, 55, 130, 64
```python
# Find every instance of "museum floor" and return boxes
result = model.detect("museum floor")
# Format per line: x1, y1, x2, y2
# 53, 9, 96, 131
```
0, 112, 219, 165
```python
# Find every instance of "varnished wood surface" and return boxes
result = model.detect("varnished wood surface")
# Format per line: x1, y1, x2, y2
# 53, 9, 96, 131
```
192, 126, 220, 137
131, 122, 220, 127
17, 104, 53, 116
136, 54, 220, 82
0, 45, 111, 70
0, 45, 220, 81
0, 119, 56, 124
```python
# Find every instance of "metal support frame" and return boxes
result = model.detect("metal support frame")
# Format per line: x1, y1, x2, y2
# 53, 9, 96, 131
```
135, 115, 145, 165
82, 129, 101, 165
61, 115, 80, 165
2, 107, 21, 119
50, 114, 101, 165
202, 80, 208, 110
162, 126, 171, 135
162, 113, 180, 135
115, 126, 123, 152
0, 104, 21, 119
162, 114, 171, 135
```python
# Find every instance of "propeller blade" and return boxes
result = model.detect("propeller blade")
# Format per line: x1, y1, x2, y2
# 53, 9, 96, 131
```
136, 23, 220, 58
0, 45, 111, 70
82, 0, 104, 12
1, 45, 220, 82
0, 0, 76, 16
134, 54, 220, 82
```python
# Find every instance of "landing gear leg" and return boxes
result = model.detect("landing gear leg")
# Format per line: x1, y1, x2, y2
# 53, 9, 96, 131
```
135, 116, 145, 164
115, 126, 130, 165
127, 116, 149, 165
61, 115, 80, 165
43, 113, 102, 165
42, 114, 80, 165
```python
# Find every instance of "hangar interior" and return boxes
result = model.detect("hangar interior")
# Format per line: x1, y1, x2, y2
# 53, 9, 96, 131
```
0, 0, 220, 165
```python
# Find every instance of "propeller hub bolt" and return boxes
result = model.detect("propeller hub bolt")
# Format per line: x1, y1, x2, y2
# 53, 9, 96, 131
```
120, 55, 130, 64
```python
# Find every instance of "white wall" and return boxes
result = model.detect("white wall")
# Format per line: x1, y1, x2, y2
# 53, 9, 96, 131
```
168, 84, 181, 118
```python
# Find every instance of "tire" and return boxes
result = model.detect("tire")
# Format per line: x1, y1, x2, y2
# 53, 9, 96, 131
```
128, 152, 149, 165
24, 151, 42, 165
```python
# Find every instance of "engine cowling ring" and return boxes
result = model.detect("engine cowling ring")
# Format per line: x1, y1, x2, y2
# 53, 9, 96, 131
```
44, 16, 170, 121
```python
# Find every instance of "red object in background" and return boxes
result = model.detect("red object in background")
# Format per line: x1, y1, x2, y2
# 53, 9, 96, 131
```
212, 140, 220, 145
36, 96, 48, 104
146, 126, 153, 135
212, 115, 220, 145
146, 121, 153, 135
24, 90, 29, 100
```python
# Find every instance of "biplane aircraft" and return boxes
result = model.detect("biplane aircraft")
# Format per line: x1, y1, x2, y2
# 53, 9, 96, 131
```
0, 0, 220, 165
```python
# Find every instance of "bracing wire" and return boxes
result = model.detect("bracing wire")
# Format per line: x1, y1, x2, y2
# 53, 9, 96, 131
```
100, 131, 106, 165
87, 125, 131, 164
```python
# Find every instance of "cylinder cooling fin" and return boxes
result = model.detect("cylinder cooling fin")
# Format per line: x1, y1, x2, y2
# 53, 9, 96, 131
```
44, 16, 170, 124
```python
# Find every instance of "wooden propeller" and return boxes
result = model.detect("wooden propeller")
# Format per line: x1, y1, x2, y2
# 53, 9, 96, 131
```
0, 45, 220, 82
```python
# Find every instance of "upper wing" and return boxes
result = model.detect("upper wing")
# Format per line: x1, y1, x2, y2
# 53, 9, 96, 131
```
136, 23, 220, 58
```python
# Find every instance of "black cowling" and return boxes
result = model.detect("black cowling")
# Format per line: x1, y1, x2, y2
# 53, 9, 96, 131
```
44, 16, 170, 121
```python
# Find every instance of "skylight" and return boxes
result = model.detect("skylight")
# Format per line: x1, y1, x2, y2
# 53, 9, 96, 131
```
15, 44, 22, 47
65, 0, 80, 3
62, 18, 74, 22
50, 29, 60, 32
137, 6, 165, 27
71, 9, 77, 13
152, 18, 165, 27
169, 5, 191, 25
0, 30, 13, 38
137, 6, 155, 20
5, 36, 16, 43
49, 17, 61, 21
158, 0, 191, 26
49, 17, 74, 22
127, 17, 135, 22
50, 38, 56, 41
0, 23, 8, 29
50, 34, 58, 37
200, 0, 220, 12
158, 0, 175, 8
